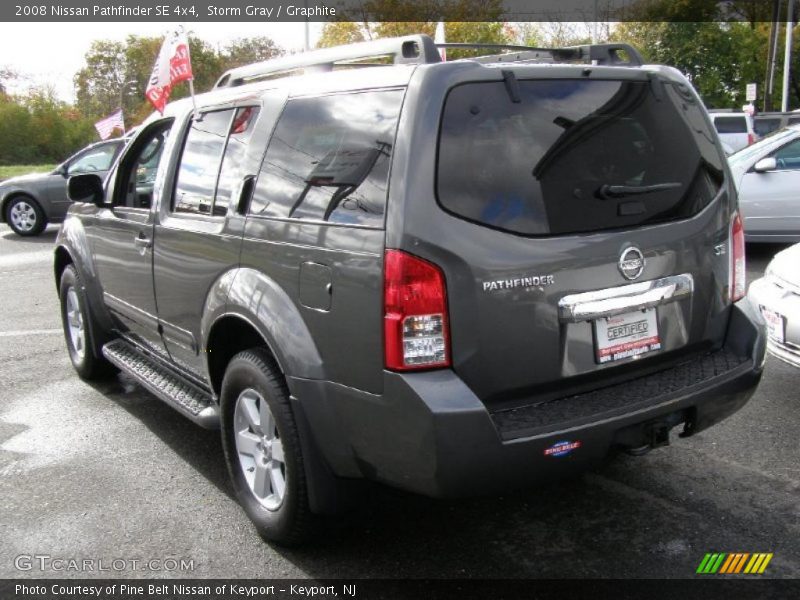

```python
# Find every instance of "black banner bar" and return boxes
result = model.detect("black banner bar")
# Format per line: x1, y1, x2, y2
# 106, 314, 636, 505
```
0, 0, 780, 23
2, 579, 800, 600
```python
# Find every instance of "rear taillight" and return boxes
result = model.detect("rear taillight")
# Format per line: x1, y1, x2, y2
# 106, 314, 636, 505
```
730, 212, 746, 302
748, 133, 756, 146
384, 249, 450, 371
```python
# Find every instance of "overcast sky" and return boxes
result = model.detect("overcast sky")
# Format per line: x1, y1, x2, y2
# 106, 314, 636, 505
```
0, 22, 324, 102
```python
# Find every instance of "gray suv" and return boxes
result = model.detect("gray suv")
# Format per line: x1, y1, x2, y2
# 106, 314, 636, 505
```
55, 36, 766, 545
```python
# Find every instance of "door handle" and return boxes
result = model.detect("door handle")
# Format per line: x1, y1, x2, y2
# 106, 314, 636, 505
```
134, 233, 152, 251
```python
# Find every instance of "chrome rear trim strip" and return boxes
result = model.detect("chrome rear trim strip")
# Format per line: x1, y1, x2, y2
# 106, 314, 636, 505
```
558, 273, 694, 323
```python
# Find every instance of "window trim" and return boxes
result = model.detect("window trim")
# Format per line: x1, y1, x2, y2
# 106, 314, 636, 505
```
168, 104, 262, 219
111, 118, 174, 212
170, 108, 235, 218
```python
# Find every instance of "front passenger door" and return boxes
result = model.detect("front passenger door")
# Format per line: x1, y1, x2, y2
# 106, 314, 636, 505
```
90, 121, 173, 355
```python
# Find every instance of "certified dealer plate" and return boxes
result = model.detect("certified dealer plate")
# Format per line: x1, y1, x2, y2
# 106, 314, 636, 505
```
761, 307, 786, 344
594, 308, 661, 364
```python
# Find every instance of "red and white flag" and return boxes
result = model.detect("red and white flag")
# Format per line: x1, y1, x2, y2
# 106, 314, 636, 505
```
94, 108, 124, 140
145, 26, 193, 114
435, 21, 447, 62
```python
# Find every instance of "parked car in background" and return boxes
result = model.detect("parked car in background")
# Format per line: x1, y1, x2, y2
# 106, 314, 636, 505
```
0, 139, 124, 236
753, 112, 800, 139
709, 110, 755, 152
728, 124, 800, 242
749, 243, 800, 368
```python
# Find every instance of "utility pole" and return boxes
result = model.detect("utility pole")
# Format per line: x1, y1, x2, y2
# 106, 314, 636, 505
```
303, 0, 310, 51
765, 0, 782, 112
782, 0, 795, 112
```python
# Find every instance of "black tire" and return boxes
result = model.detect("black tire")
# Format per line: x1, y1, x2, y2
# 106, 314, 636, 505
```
5, 195, 47, 236
220, 348, 314, 546
59, 265, 116, 380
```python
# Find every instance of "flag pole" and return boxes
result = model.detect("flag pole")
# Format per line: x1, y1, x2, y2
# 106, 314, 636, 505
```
182, 25, 198, 117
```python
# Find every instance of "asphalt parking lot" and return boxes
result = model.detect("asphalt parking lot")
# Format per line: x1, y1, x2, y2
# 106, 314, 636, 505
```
0, 223, 798, 580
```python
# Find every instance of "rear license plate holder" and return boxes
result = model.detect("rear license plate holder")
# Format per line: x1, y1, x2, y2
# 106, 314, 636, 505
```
594, 308, 661, 364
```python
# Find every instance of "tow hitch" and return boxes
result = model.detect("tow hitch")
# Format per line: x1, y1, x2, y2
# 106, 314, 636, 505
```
625, 422, 671, 456
616, 411, 686, 456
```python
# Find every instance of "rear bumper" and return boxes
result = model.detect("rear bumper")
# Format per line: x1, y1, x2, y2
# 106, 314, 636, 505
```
293, 299, 766, 499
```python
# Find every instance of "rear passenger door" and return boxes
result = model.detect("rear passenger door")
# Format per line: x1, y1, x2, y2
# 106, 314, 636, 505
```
152, 106, 262, 380
241, 89, 405, 393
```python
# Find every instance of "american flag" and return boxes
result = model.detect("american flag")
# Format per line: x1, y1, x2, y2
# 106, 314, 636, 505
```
94, 109, 124, 140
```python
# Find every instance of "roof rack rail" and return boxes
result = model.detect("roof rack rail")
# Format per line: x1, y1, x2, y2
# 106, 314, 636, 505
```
436, 42, 644, 67
215, 34, 441, 88
214, 36, 645, 88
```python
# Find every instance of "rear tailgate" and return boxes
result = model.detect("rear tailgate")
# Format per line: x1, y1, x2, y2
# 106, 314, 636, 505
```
421, 71, 735, 407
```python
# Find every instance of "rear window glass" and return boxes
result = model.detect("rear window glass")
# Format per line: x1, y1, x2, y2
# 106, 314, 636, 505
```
754, 118, 781, 136
437, 79, 724, 237
789, 117, 800, 125
250, 89, 403, 227
713, 116, 748, 134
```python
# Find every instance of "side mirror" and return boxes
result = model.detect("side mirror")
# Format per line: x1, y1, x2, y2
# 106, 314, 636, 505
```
754, 157, 777, 173
68, 173, 105, 206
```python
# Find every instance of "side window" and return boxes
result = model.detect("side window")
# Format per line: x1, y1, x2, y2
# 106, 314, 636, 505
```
753, 118, 781, 137
714, 116, 747, 134
173, 110, 232, 215
114, 122, 172, 209
770, 139, 800, 170
214, 106, 260, 216
250, 89, 404, 226
68, 143, 119, 174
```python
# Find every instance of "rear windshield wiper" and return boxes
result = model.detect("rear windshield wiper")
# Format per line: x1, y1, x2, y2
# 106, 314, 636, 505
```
597, 182, 682, 199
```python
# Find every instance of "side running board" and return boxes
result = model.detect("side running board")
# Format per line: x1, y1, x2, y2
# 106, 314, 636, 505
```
102, 339, 220, 429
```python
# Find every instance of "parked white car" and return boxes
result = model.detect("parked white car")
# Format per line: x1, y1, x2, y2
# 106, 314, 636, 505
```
728, 124, 800, 243
748, 243, 800, 368
709, 111, 755, 152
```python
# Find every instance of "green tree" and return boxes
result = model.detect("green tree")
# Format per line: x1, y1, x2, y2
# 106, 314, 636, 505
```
615, 0, 799, 110
220, 36, 284, 69
75, 34, 284, 127
0, 67, 17, 96
615, 21, 766, 108
318, 0, 509, 57
317, 21, 369, 47
0, 97, 35, 164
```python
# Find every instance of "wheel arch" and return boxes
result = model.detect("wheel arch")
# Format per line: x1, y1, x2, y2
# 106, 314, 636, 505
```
204, 270, 357, 516
54, 216, 115, 356
205, 314, 278, 396
54, 245, 73, 291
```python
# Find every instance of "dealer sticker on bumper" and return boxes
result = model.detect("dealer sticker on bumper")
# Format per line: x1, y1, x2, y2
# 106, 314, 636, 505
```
594, 308, 661, 364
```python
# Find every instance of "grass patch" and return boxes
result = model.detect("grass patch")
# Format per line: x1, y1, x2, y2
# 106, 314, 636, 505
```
0, 164, 56, 182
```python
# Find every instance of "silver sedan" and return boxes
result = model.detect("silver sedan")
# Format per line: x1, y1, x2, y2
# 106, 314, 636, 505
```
729, 124, 800, 243
748, 243, 800, 368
